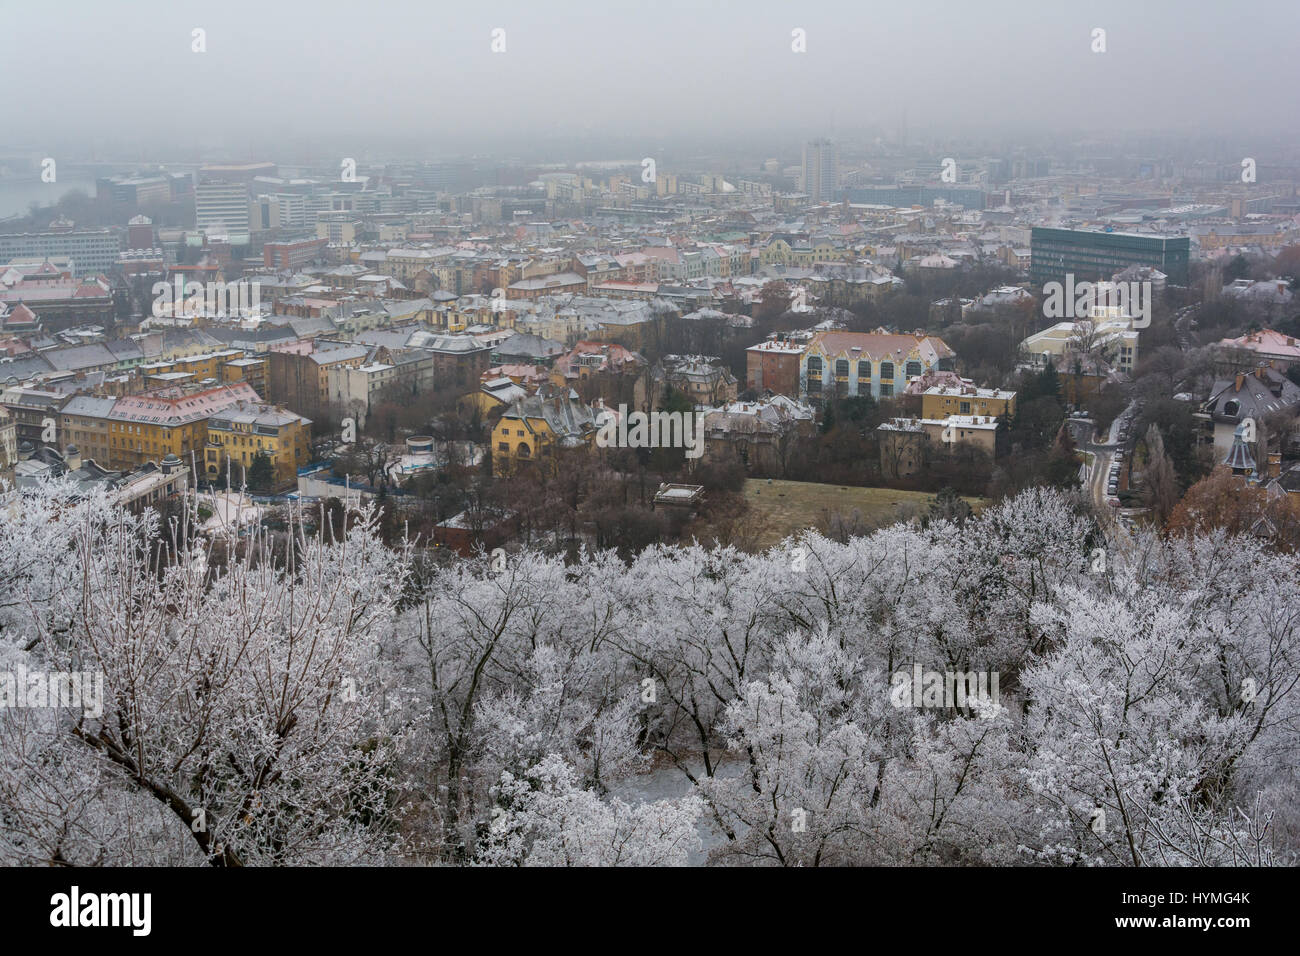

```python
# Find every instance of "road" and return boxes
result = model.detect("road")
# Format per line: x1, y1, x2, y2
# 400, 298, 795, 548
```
1173, 304, 1198, 352
1069, 400, 1139, 523
1067, 300, 1195, 529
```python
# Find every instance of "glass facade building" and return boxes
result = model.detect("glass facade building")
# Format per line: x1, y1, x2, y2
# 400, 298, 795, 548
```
1030, 227, 1190, 286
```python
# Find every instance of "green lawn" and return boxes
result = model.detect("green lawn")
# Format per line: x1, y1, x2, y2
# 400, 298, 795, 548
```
742, 479, 984, 549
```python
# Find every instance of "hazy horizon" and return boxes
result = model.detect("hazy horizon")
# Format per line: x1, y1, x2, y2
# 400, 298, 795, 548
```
2, 0, 1297, 162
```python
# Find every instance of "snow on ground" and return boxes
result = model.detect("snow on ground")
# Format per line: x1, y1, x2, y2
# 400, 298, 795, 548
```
198, 491, 262, 535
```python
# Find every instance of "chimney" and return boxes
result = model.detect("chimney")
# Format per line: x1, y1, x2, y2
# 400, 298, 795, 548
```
1235, 373, 1245, 391
1269, 452, 1282, 479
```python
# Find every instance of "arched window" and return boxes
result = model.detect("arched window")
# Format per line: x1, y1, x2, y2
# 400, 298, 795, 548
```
906, 360, 923, 378
880, 361, 894, 380
858, 360, 871, 379
835, 359, 849, 378
807, 356, 822, 373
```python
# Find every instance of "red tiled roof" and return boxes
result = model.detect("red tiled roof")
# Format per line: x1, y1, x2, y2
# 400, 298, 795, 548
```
108, 382, 261, 426
808, 330, 954, 362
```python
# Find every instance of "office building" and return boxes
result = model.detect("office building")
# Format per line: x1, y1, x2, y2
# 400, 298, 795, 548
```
194, 181, 252, 243
801, 139, 840, 203
0, 230, 120, 276
1030, 227, 1190, 287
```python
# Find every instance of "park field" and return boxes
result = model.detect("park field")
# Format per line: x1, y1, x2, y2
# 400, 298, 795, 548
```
741, 479, 984, 550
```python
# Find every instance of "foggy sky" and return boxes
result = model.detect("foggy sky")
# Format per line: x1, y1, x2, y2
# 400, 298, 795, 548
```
2, 0, 1297, 160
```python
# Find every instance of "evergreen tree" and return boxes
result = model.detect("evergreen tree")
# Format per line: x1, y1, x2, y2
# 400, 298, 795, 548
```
1225, 254, 1250, 282
1037, 357, 1061, 401
247, 451, 275, 494
659, 386, 694, 416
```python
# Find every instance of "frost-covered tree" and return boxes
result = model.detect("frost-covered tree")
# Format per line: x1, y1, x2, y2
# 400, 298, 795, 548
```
3, 479, 1298, 867
476, 754, 702, 866
1, 490, 408, 866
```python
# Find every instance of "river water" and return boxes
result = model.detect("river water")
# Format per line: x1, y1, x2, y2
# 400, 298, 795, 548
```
0, 177, 98, 221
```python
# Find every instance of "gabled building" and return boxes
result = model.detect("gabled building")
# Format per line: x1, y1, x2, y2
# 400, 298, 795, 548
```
553, 341, 648, 407
1197, 365, 1300, 454
701, 395, 814, 474
652, 354, 737, 407
799, 329, 954, 401
1215, 328, 1300, 372
491, 385, 598, 475
0, 274, 115, 332
0, 302, 41, 335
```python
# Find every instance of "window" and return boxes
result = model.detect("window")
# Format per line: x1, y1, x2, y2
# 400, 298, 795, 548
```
806, 356, 822, 374
880, 361, 894, 380
880, 384, 894, 397
906, 360, 923, 378
960, 401, 971, 414
498, 442, 508, 451
858, 360, 870, 378
835, 359, 849, 378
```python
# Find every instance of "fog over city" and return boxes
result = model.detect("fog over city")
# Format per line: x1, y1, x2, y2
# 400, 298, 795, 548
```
3, 0, 1298, 160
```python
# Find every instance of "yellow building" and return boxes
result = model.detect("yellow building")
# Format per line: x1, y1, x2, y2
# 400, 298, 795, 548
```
204, 402, 313, 490
803, 330, 955, 401
137, 349, 246, 390
491, 388, 598, 476
221, 356, 268, 396
920, 384, 1016, 421
760, 237, 842, 268
59, 382, 263, 472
